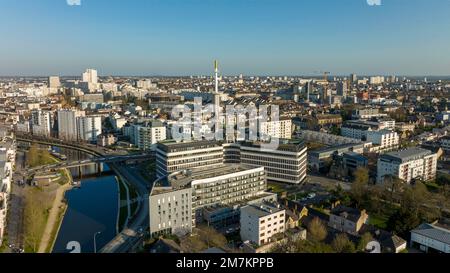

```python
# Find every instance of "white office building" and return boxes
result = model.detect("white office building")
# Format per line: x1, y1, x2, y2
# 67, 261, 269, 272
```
377, 148, 437, 184
149, 164, 270, 238
156, 141, 224, 178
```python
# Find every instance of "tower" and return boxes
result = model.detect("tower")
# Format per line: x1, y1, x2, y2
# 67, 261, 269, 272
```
213, 60, 221, 134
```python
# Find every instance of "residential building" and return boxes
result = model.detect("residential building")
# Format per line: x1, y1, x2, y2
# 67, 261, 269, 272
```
259, 118, 292, 140
352, 108, 388, 120
155, 140, 224, 178
31, 110, 53, 137
57, 109, 85, 141
48, 76, 61, 89
240, 202, 286, 246
377, 148, 438, 184
77, 116, 102, 142
132, 121, 167, 151
97, 134, 117, 147
328, 206, 369, 235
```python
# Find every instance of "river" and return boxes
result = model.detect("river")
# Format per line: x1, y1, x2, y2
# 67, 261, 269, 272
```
48, 147, 119, 253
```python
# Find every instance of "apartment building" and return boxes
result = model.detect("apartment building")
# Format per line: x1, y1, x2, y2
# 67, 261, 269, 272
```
132, 121, 167, 151
77, 116, 102, 142
31, 110, 53, 137
57, 109, 85, 141
155, 140, 224, 178
410, 222, 450, 253
352, 108, 387, 120
259, 118, 292, 140
377, 148, 438, 184
0, 130, 15, 246
240, 202, 286, 246
342, 120, 398, 152
149, 164, 269, 237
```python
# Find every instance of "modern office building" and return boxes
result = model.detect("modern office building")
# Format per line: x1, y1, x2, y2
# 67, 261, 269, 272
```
155, 140, 224, 178
377, 148, 438, 184
240, 202, 286, 246
77, 116, 102, 142
149, 164, 270, 237
239, 140, 308, 184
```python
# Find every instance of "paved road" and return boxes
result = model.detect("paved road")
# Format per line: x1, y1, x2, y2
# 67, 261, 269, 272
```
99, 164, 150, 253
6, 151, 26, 252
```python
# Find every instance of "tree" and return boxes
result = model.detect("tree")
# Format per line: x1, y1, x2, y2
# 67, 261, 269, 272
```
352, 167, 369, 207
199, 225, 227, 249
308, 217, 328, 242
357, 233, 374, 252
331, 233, 356, 253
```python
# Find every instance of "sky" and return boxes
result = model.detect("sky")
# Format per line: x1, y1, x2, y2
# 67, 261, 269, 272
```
0, 0, 449, 76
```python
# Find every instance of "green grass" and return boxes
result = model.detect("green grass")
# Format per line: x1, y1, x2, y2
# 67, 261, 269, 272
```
268, 183, 286, 194
368, 214, 389, 229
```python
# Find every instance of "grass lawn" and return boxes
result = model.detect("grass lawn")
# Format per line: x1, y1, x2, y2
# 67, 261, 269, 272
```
268, 183, 286, 194
368, 214, 389, 229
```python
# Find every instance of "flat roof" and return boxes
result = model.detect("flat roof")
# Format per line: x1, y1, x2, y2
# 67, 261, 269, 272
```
381, 147, 433, 163
241, 202, 284, 218
152, 164, 264, 194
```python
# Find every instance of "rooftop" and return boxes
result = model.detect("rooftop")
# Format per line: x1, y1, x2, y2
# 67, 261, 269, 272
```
411, 222, 450, 245
380, 147, 434, 163
241, 201, 284, 218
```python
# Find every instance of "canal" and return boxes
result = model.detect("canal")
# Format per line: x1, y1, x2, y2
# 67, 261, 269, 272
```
48, 147, 119, 253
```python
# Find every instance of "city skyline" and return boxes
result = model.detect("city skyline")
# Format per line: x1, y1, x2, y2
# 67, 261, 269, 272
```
1, 0, 450, 76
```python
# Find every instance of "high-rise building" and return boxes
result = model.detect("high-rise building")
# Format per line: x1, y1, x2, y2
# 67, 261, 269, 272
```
48, 76, 61, 89
132, 121, 167, 151
350, 74, 358, 83
82, 69, 98, 84
57, 109, 85, 141
31, 110, 52, 137
337, 81, 348, 98
77, 116, 102, 142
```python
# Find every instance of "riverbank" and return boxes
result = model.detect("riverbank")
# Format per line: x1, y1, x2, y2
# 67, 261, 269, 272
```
38, 181, 72, 253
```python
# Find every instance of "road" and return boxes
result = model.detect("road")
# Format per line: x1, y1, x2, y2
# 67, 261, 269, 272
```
99, 164, 151, 253
307, 174, 352, 191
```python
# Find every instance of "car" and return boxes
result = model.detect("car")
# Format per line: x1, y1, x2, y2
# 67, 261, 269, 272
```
307, 193, 316, 199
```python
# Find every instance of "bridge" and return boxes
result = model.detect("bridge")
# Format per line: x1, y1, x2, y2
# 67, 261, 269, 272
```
28, 154, 154, 175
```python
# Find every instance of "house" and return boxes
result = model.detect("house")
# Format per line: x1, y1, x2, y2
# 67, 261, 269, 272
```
328, 206, 369, 235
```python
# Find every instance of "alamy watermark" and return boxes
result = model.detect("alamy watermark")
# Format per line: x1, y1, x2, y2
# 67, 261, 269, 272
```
171, 97, 280, 150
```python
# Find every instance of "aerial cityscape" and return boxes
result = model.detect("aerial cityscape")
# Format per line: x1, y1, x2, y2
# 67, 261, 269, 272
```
0, 0, 449, 262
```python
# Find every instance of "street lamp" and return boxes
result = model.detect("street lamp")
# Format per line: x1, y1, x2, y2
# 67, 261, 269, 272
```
94, 231, 102, 253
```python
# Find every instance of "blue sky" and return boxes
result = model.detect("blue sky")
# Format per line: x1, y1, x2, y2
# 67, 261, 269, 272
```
0, 0, 449, 76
